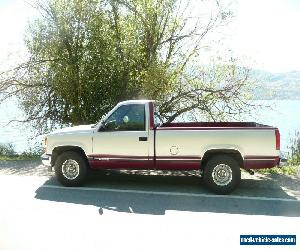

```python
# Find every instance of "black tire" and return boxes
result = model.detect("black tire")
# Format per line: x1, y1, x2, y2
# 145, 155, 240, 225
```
55, 151, 87, 186
203, 154, 241, 194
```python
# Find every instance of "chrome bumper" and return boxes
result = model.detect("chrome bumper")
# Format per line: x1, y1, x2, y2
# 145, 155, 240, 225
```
41, 154, 52, 171
278, 157, 288, 166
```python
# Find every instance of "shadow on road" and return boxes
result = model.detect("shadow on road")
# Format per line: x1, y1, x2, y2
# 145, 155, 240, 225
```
35, 170, 300, 217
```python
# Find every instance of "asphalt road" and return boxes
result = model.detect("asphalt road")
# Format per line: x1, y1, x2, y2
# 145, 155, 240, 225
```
0, 164, 300, 250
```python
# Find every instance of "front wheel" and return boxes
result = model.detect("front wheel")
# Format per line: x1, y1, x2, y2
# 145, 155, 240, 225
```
203, 155, 241, 194
55, 151, 87, 186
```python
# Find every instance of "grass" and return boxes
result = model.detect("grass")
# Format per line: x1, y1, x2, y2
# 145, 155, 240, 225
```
256, 165, 299, 175
0, 143, 42, 161
0, 154, 40, 161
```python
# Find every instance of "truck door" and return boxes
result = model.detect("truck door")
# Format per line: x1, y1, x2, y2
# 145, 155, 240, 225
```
91, 103, 153, 169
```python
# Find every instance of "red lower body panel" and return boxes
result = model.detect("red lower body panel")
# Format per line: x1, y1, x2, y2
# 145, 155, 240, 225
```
243, 156, 280, 169
155, 156, 201, 170
88, 155, 201, 170
88, 154, 279, 170
88, 155, 153, 169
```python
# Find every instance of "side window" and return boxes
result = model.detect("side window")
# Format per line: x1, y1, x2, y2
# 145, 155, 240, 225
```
102, 104, 145, 131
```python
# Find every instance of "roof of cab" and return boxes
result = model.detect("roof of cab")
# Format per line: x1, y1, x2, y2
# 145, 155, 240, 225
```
117, 100, 154, 105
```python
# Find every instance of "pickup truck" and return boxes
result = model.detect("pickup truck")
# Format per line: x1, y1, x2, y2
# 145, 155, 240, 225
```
42, 100, 280, 194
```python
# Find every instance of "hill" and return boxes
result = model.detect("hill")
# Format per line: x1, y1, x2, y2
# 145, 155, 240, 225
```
251, 70, 300, 100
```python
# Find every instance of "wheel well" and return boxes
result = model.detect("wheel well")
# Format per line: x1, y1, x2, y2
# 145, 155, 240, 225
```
201, 149, 243, 170
51, 146, 88, 166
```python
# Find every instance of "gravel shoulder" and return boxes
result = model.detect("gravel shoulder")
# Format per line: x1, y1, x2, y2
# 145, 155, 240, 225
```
0, 160, 53, 177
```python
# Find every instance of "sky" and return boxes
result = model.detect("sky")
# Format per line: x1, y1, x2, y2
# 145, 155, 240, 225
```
0, 0, 300, 73
0, 0, 36, 70
230, 0, 300, 73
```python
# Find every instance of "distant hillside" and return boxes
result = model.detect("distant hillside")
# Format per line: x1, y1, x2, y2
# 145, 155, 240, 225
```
250, 70, 300, 100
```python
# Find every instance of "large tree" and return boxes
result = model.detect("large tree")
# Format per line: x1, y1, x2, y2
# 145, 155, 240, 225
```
0, 0, 254, 133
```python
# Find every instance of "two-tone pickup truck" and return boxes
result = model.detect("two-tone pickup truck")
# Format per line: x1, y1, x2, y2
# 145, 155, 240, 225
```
42, 100, 280, 194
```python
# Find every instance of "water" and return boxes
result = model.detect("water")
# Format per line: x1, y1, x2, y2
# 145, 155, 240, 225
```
244, 100, 300, 156
0, 98, 38, 153
0, 99, 300, 154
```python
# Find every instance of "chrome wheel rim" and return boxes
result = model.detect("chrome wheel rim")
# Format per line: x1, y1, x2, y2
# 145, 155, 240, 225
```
62, 159, 80, 180
212, 164, 232, 186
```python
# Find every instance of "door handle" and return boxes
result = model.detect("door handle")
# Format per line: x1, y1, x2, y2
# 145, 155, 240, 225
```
139, 137, 148, 141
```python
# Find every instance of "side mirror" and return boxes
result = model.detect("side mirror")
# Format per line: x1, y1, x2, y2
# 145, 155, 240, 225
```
102, 120, 117, 131
98, 123, 106, 131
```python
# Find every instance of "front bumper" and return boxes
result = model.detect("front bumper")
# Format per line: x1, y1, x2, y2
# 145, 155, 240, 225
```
41, 154, 52, 167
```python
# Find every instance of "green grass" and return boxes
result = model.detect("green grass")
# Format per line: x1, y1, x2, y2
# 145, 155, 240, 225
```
0, 154, 40, 161
0, 143, 43, 161
256, 165, 299, 175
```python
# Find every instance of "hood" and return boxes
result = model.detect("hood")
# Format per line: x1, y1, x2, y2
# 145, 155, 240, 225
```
49, 124, 95, 135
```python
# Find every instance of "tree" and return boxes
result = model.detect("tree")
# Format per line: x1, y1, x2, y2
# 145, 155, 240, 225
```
0, 0, 254, 134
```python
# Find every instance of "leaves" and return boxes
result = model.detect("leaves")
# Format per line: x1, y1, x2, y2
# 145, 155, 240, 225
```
0, 0, 254, 133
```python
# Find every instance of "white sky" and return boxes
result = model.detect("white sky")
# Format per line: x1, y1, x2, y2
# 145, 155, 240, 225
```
0, 0, 37, 70
230, 0, 300, 73
0, 0, 299, 73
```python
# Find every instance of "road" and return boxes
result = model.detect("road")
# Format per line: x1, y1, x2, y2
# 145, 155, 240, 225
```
0, 164, 299, 250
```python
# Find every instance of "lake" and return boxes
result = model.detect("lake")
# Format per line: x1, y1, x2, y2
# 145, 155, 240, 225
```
244, 100, 300, 156
0, 99, 300, 155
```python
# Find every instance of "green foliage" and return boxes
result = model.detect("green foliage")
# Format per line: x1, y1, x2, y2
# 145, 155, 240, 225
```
22, 0, 122, 130
1, 0, 253, 133
0, 143, 16, 156
0, 143, 41, 160
0, 155, 40, 161
18, 0, 183, 132
257, 166, 297, 175
288, 131, 300, 166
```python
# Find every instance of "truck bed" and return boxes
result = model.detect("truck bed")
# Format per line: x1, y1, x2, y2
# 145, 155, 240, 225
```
159, 122, 274, 129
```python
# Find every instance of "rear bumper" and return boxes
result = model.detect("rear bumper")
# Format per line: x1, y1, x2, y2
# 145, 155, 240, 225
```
41, 154, 51, 167
278, 157, 288, 166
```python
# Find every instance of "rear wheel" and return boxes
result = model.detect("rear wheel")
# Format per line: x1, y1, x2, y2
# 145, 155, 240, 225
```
55, 151, 87, 186
203, 154, 241, 194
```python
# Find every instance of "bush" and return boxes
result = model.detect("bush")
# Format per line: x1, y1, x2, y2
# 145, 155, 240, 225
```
257, 166, 297, 175
0, 143, 16, 156
0, 142, 42, 160
288, 131, 300, 166
21, 144, 44, 158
